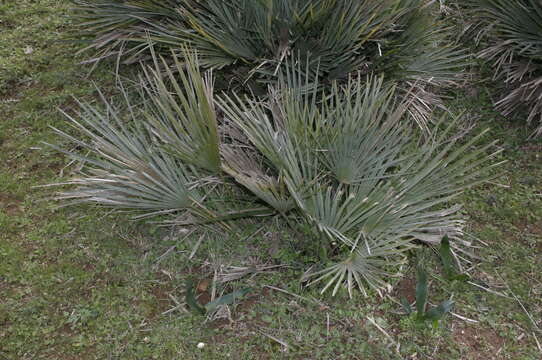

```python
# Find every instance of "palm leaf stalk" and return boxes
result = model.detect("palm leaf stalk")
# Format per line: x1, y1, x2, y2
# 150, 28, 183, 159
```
49, 51, 500, 297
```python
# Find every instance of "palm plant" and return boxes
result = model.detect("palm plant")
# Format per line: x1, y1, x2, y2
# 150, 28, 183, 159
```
73, 0, 467, 127
467, 0, 542, 137
48, 51, 500, 297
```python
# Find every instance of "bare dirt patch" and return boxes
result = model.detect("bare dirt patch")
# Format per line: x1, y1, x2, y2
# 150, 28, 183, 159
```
393, 274, 417, 303
452, 324, 506, 360
0, 192, 23, 216
149, 283, 175, 315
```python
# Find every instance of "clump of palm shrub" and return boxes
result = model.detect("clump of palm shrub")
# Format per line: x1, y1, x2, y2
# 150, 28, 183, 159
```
73, 0, 467, 126
466, 0, 542, 137
48, 50, 500, 297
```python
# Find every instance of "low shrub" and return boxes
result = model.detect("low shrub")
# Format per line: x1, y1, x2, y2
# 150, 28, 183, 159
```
48, 51, 500, 297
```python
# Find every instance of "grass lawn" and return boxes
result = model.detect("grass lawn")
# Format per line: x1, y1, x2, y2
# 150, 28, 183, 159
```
1, 1, 541, 359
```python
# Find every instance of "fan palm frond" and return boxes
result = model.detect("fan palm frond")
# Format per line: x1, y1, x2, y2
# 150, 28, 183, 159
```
47, 90, 202, 219
220, 145, 295, 213
468, 0, 542, 136
73, 0, 186, 64
142, 48, 221, 173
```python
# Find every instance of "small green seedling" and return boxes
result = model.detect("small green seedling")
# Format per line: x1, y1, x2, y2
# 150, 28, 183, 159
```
439, 236, 469, 281
401, 267, 454, 328
185, 280, 251, 315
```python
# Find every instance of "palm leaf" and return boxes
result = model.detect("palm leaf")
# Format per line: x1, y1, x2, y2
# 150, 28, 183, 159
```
47, 89, 201, 219
142, 47, 221, 173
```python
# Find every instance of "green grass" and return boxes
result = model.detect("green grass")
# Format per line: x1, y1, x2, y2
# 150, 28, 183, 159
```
1, 1, 541, 359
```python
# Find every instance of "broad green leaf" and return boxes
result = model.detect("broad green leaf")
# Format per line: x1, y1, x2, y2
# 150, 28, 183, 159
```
439, 235, 469, 281
185, 280, 206, 315
424, 299, 454, 322
400, 296, 412, 315
204, 288, 251, 313
415, 266, 428, 319
439, 235, 456, 279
